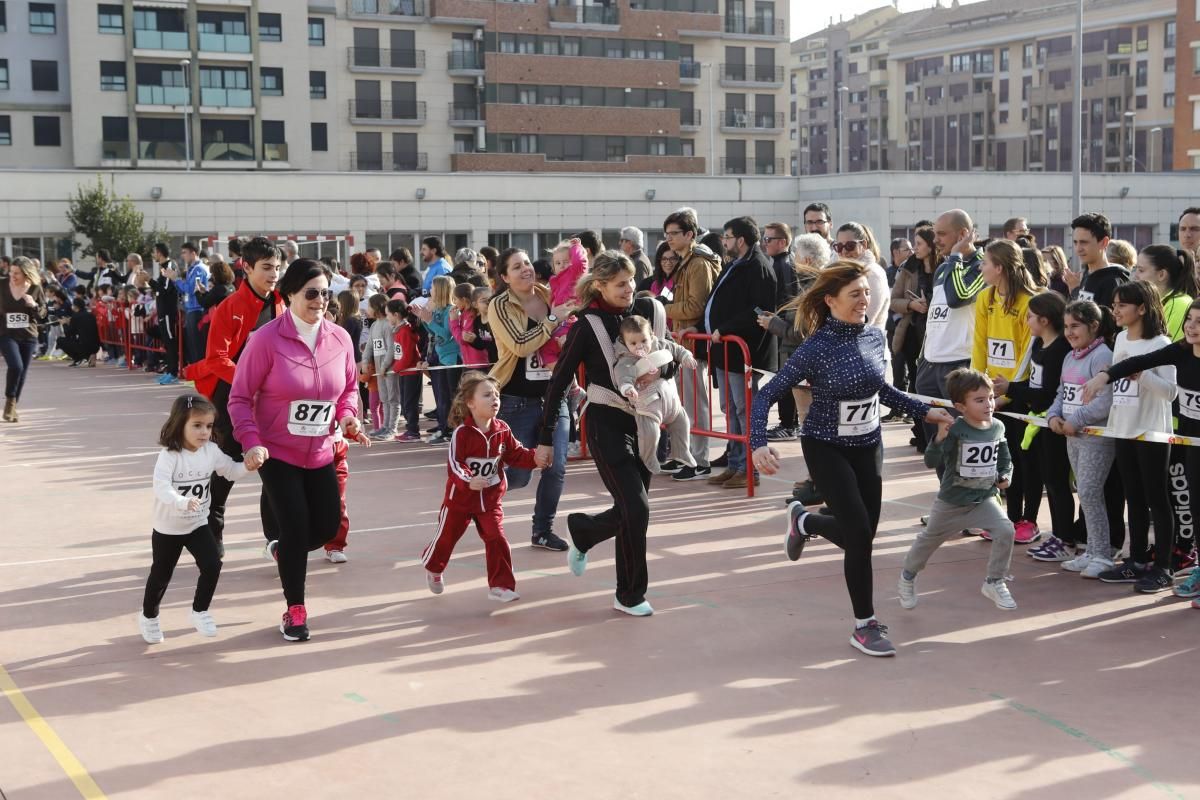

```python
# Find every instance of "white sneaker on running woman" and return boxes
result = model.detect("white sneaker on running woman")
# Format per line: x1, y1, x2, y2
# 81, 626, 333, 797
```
190, 609, 218, 636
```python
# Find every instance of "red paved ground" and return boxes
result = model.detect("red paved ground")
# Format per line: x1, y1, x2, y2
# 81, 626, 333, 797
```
0, 361, 1195, 799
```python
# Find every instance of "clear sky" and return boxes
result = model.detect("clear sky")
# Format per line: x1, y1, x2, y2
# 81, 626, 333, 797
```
789, 0, 987, 40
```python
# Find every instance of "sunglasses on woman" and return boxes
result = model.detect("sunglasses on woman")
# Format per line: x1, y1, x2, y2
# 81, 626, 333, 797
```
302, 288, 332, 301
832, 241, 863, 254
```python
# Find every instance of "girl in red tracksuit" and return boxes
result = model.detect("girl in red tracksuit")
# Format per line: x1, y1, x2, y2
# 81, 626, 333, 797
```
389, 298, 424, 441
420, 371, 537, 603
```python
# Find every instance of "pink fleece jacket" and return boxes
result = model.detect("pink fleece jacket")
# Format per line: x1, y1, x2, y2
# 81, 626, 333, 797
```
228, 312, 359, 469
549, 242, 587, 307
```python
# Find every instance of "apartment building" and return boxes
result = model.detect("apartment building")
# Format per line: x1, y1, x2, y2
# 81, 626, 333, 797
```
1175, 0, 1200, 168
0, 0, 789, 176
789, 0, 1178, 178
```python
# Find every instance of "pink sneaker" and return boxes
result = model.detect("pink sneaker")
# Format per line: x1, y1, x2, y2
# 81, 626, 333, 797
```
1014, 520, 1041, 545
395, 431, 422, 442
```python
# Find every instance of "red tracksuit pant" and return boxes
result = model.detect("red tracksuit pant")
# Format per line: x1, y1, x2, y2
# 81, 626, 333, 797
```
324, 439, 351, 552
420, 505, 514, 590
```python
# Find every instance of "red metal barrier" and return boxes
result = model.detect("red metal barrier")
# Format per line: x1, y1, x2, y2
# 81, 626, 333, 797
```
676, 332, 755, 498
93, 300, 185, 375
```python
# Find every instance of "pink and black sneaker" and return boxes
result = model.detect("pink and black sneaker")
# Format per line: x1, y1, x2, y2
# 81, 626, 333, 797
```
280, 604, 309, 642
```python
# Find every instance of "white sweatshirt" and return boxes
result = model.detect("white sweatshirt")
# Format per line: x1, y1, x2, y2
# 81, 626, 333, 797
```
1106, 332, 1176, 438
152, 443, 249, 535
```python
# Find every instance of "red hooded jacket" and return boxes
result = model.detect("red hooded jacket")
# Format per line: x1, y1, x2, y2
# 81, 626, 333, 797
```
186, 281, 285, 401
392, 320, 423, 375
443, 417, 537, 513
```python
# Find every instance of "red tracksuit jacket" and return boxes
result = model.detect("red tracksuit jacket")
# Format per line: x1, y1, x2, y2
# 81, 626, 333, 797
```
392, 321, 422, 374
443, 417, 538, 513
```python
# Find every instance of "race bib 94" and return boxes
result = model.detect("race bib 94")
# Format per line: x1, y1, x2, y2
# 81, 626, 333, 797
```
838, 395, 879, 437
287, 400, 334, 437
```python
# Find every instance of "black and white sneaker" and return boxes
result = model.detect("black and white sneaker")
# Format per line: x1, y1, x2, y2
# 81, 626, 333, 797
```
784, 501, 811, 561
672, 465, 712, 481
280, 604, 309, 642
766, 426, 798, 441
531, 532, 569, 551
659, 459, 686, 474
1098, 559, 1148, 584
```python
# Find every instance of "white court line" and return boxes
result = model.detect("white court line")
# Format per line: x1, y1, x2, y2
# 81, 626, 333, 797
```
0, 450, 160, 468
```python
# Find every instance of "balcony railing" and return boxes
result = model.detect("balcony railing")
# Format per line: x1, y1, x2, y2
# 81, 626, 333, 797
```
449, 103, 484, 122
549, 2, 619, 25
679, 108, 701, 126
263, 142, 289, 162
102, 140, 131, 160
348, 0, 426, 17
679, 60, 701, 80
136, 85, 189, 106
448, 51, 484, 71
720, 157, 785, 175
133, 29, 188, 50
202, 141, 255, 161
719, 64, 784, 83
348, 99, 427, 122
200, 87, 253, 107
630, 0, 717, 11
348, 47, 426, 70
720, 110, 784, 130
138, 140, 187, 160
199, 31, 251, 53
723, 16, 785, 36
350, 151, 429, 171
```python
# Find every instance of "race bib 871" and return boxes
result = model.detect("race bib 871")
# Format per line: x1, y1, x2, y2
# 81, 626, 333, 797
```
287, 400, 334, 437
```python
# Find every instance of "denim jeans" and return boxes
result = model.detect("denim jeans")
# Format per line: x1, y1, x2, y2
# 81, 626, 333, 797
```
500, 394, 568, 536
0, 336, 35, 400
184, 309, 205, 365
713, 367, 757, 474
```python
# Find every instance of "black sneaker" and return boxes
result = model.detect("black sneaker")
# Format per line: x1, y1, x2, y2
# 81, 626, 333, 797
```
1098, 559, 1148, 584
850, 620, 896, 657
766, 426, 797, 441
280, 604, 310, 642
423, 410, 438, 420
217, 540, 225, 559
711, 452, 729, 469
531, 532, 569, 551
673, 465, 711, 481
659, 459, 686, 474
1133, 566, 1174, 593
791, 479, 823, 506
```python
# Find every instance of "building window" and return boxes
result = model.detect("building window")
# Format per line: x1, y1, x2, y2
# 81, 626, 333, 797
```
1166, 20, 1176, 49
0, 115, 9, 145
0, 3, 6, 32
999, 49, 1009, 72
307, 17, 324, 46
31, 60, 58, 91
453, 133, 475, 153
309, 71, 326, 99
1165, 92, 1175, 108
261, 67, 284, 96
98, 4, 123, 33
562, 37, 580, 56
1022, 43, 1033, 69
311, 122, 327, 151
0, 59, 7, 90
29, 2, 55, 33
100, 61, 126, 91
33, 115, 60, 146
259, 12, 281, 42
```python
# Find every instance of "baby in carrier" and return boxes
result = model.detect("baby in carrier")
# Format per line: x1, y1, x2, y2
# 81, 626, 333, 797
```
614, 315, 697, 474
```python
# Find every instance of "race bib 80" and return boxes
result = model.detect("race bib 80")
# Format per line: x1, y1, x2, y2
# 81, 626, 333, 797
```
838, 395, 879, 437
959, 440, 999, 479
525, 349, 553, 381
1111, 376, 1140, 407
287, 400, 334, 437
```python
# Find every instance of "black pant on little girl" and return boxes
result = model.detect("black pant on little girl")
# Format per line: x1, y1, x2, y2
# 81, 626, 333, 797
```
142, 525, 222, 618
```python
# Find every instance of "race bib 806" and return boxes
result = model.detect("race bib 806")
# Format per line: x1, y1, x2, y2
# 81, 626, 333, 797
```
465, 456, 501, 488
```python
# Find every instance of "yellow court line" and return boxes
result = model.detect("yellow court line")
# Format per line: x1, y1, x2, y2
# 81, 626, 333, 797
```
0, 663, 107, 799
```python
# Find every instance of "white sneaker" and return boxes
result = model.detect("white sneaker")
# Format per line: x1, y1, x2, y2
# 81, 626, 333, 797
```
426, 570, 444, 595
325, 550, 348, 564
981, 580, 1017, 610
138, 613, 164, 644
264, 540, 279, 562
567, 441, 582, 459
1061, 552, 1092, 573
488, 587, 520, 603
1081, 557, 1114, 579
897, 575, 917, 609
190, 609, 218, 637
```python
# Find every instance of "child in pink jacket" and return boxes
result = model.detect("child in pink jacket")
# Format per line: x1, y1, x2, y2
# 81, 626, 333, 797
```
450, 282, 489, 367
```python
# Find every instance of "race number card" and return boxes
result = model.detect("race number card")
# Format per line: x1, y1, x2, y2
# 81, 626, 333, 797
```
959, 440, 1000, 479
838, 395, 880, 437
287, 400, 334, 437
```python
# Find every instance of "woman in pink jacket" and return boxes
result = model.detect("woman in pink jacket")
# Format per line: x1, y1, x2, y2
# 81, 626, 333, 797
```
229, 259, 370, 642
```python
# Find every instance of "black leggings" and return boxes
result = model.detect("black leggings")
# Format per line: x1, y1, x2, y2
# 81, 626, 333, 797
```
1035, 428, 1079, 546
801, 437, 883, 620
258, 458, 340, 606
142, 526, 222, 618
570, 405, 651, 607
1000, 416, 1032, 522
1115, 439, 1174, 568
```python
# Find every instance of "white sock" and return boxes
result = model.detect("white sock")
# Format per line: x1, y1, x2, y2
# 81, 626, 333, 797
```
796, 509, 810, 536
855, 616, 876, 629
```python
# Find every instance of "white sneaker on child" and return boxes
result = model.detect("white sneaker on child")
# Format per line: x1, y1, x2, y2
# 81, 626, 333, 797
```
488, 587, 520, 603
190, 609, 218, 637
426, 570, 444, 595
1081, 557, 1114, 579
897, 575, 917, 610
981, 580, 1017, 610
138, 613, 164, 644
1061, 552, 1092, 573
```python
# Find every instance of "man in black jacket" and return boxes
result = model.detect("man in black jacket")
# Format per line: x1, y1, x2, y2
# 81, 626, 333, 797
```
150, 242, 181, 384
762, 222, 801, 441
704, 216, 777, 489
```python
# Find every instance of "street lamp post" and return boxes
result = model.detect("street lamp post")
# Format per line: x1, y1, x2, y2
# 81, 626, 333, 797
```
1124, 110, 1137, 174
180, 58, 191, 171
837, 85, 849, 174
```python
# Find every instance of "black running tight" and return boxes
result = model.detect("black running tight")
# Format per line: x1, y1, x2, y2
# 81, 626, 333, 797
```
142, 526, 222, 618
1115, 439, 1174, 568
258, 458, 341, 606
